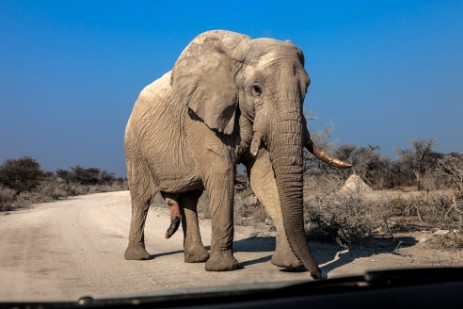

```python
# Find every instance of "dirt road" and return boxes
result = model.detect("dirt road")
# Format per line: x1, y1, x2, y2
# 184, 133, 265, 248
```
1, 191, 461, 301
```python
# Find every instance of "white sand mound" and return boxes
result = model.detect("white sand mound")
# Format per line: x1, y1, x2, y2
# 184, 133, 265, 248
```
339, 174, 373, 194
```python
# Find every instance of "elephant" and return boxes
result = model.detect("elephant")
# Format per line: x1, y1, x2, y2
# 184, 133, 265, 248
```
124, 30, 351, 279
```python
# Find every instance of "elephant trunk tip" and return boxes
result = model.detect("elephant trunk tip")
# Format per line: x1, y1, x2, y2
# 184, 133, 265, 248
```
311, 268, 323, 280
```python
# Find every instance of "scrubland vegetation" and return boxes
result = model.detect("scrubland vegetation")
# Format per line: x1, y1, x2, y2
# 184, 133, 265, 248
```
0, 156, 127, 211
298, 136, 463, 248
2, 136, 462, 249
230, 136, 463, 249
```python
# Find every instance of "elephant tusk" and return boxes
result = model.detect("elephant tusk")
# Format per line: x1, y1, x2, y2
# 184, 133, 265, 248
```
306, 142, 352, 169
250, 131, 262, 157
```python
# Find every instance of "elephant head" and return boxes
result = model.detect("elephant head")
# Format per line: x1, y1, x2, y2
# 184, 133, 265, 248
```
170, 30, 350, 278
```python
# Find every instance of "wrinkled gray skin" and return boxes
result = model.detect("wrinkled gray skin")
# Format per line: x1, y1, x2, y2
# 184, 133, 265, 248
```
124, 30, 350, 279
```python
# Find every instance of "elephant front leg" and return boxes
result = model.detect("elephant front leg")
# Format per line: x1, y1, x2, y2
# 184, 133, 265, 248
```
203, 163, 239, 271
247, 150, 303, 269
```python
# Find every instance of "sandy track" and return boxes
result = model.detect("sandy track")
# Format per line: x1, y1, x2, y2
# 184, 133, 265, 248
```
1, 191, 462, 301
0, 191, 308, 301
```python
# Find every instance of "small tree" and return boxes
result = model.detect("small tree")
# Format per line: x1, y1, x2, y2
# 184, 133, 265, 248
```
0, 156, 46, 193
70, 166, 101, 185
396, 139, 441, 191
57, 166, 118, 185
334, 144, 390, 189
56, 169, 72, 183
100, 170, 116, 184
387, 161, 409, 189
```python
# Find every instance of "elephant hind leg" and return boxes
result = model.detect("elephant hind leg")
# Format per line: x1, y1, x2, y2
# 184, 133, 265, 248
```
124, 161, 157, 260
179, 191, 210, 263
125, 193, 153, 260
161, 191, 209, 262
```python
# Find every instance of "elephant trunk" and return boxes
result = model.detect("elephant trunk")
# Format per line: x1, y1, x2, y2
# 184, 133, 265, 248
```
269, 116, 322, 279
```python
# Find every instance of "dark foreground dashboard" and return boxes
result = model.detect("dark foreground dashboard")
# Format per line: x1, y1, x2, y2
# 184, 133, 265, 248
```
2, 267, 463, 309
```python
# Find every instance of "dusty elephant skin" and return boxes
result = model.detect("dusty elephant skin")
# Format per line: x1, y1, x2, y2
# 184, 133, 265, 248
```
124, 30, 350, 279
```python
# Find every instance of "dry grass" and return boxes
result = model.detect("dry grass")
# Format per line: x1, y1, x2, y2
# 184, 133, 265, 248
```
170, 178, 463, 250
223, 174, 463, 249
0, 180, 128, 212
302, 186, 463, 248
304, 197, 374, 246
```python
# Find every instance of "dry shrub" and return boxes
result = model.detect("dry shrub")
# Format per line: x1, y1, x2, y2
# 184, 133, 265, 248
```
63, 183, 89, 196
0, 179, 129, 212
14, 182, 68, 208
234, 201, 271, 227
149, 173, 463, 251
427, 231, 463, 249
305, 196, 374, 247
233, 187, 271, 226
37, 182, 68, 200
306, 190, 463, 249
304, 175, 343, 198
0, 186, 16, 211
380, 193, 463, 232
60, 181, 127, 197
15, 191, 43, 208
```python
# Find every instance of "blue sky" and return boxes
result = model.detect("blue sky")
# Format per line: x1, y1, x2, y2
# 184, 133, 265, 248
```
1, 1, 462, 176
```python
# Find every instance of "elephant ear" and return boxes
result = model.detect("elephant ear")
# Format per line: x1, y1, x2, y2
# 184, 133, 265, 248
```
171, 31, 248, 135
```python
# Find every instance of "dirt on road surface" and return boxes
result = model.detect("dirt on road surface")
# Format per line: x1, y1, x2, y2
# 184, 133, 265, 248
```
1, 191, 462, 301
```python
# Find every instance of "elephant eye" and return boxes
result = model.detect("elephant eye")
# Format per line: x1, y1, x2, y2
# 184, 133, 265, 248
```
251, 84, 262, 97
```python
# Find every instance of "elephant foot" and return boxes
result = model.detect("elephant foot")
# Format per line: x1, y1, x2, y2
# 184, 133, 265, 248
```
124, 244, 151, 260
205, 250, 239, 271
184, 244, 210, 263
271, 250, 304, 269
